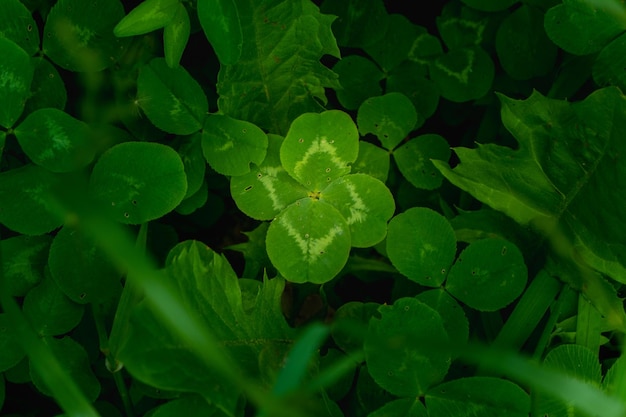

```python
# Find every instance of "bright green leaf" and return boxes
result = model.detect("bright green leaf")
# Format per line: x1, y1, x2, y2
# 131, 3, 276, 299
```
230, 134, 308, 221
430, 46, 494, 103
137, 58, 208, 135
43, 0, 127, 72
281, 110, 359, 191
0, 164, 64, 235
433, 87, 626, 285
0, 314, 25, 372
357, 93, 417, 150
386, 207, 457, 287
393, 134, 450, 190
201, 114, 268, 176
426, 377, 530, 417
89, 141, 187, 224
1, 235, 51, 297
0, 37, 34, 128
332, 55, 384, 111
266, 198, 351, 284
365, 297, 451, 397
216, 0, 340, 134
496, 5, 558, 80
15, 108, 95, 173
321, 174, 395, 248
48, 225, 121, 304
29, 336, 101, 402
351, 141, 390, 183
446, 238, 528, 312
544, 0, 626, 56
113, 0, 179, 37
0, 0, 40, 55
23, 275, 84, 336
163, 3, 190, 68
197, 0, 242, 65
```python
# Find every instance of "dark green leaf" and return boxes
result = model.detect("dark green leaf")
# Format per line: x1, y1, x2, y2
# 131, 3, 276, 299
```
113, 0, 178, 37
357, 93, 417, 150
364, 14, 420, 72
0, 0, 40, 55
365, 297, 451, 397
163, 2, 190, 68
89, 141, 187, 224
320, 0, 388, 48
393, 134, 450, 190
150, 395, 218, 417
332, 55, 384, 111
1, 235, 51, 296
351, 141, 390, 183
446, 238, 527, 312
43, 0, 127, 72
15, 108, 95, 173
197, 0, 242, 65
386, 61, 439, 129
137, 58, 208, 135
430, 46, 494, 102
416, 289, 469, 356
436, 3, 490, 49
177, 133, 206, 199
23, 57, 68, 114
369, 397, 428, 417
461, 0, 518, 12
331, 301, 379, 354
0, 313, 26, 372
0, 37, 34, 128
593, 32, 626, 90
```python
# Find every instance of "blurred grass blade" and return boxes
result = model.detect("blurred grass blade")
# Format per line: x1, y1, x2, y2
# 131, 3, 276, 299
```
576, 293, 603, 354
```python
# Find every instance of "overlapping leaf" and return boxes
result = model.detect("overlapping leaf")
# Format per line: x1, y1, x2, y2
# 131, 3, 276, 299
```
433, 87, 626, 285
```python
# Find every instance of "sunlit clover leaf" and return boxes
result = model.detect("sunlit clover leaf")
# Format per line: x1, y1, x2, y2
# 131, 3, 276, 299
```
0, 37, 34, 129
266, 198, 351, 284
0, 0, 40, 56
89, 141, 187, 224
432, 87, 626, 284
113, 0, 179, 37
231, 134, 308, 221
446, 238, 527, 312
137, 58, 208, 135
386, 207, 457, 287
216, 0, 340, 134
281, 110, 359, 191
425, 377, 530, 417
393, 134, 450, 190
197, 0, 242, 65
357, 93, 418, 150
14, 108, 95, 173
48, 225, 121, 304
0, 164, 64, 235
365, 297, 451, 397
544, 0, 626, 56
321, 174, 395, 248
429, 46, 494, 103
201, 114, 268, 176
43, 0, 127, 72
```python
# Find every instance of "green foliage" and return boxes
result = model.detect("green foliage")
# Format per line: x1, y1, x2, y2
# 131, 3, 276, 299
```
1, 0, 626, 417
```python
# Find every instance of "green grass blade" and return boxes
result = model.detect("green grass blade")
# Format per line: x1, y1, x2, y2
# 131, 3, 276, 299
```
576, 293, 602, 354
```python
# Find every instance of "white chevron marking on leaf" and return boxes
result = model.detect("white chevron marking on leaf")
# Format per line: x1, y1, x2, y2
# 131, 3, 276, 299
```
280, 214, 344, 261
345, 181, 368, 224
293, 136, 346, 176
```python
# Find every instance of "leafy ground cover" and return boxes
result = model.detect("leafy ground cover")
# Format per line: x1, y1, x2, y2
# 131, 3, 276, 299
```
1, 0, 626, 416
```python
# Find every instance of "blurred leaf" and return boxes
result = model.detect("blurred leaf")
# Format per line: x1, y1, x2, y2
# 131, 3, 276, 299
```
461, 0, 518, 12
1, 235, 51, 296
0, 313, 26, 372
150, 394, 219, 417
368, 397, 428, 417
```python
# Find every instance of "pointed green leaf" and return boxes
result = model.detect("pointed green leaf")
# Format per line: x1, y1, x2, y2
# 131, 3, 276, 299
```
197, 0, 242, 65
281, 110, 359, 191
426, 377, 530, 417
23, 275, 85, 336
544, 0, 626, 56
0, 313, 26, 372
14, 108, 96, 173
1, 235, 51, 297
365, 297, 451, 397
386, 207, 457, 287
430, 46, 494, 103
48, 225, 121, 304
393, 134, 450, 190
332, 55, 384, 111
266, 198, 351, 284
495, 5, 557, 80
23, 57, 68, 114
0, 37, 34, 128
163, 2, 190, 68
321, 174, 395, 248
433, 87, 626, 284
357, 93, 417, 150
446, 238, 528, 312
89, 141, 187, 224
113, 0, 179, 37
216, 0, 340, 134
201, 114, 268, 176
30, 336, 101, 402
43, 0, 127, 72
0, 164, 64, 235
230, 134, 308, 221
137, 58, 208, 135
0, 0, 40, 55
